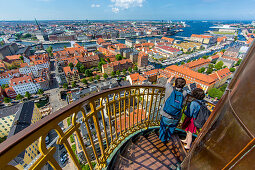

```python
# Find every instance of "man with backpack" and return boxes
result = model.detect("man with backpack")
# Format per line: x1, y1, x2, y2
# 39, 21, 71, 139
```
181, 88, 211, 150
159, 77, 187, 143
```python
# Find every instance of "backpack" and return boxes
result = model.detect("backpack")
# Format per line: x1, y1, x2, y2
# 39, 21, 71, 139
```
193, 100, 211, 129
163, 88, 184, 117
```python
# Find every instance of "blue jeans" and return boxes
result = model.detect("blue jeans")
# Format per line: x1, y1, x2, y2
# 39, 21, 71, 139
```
159, 116, 179, 143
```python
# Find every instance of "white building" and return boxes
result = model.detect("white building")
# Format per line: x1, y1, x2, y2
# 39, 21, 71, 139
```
19, 62, 49, 77
10, 74, 49, 95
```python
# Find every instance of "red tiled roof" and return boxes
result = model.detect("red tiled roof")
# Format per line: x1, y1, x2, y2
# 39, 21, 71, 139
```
63, 66, 78, 75
222, 56, 239, 61
246, 38, 254, 45
143, 69, 159, 77
183, 58, 210, 68
116, 109, 146, 132
210, 55, 220, 60
10, 74, 33, 86
156, 46, 181, 53
77, 55, 100, 63
20, 63, 29, 68
161, 37, 174, 43
217, 36, 227, 42
5, 55, 21, 61
97, 38, 105, 45
129, 73, 147, 83
191, 34, 213, 39
209, 67, 231, 81
165, 65, 216, 86
4, 87, 17, 98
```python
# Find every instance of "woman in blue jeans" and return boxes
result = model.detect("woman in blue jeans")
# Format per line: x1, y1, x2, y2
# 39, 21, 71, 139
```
159, 77, 187, 143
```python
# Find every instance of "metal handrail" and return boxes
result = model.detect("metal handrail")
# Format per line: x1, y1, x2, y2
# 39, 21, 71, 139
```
0, 85, 165, 169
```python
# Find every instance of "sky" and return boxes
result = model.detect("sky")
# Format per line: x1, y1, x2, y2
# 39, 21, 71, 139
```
1, 0, 255, 20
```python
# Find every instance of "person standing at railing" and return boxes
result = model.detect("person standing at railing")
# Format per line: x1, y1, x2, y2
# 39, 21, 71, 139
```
159, 77, 187, 143
181, 88, 210, 150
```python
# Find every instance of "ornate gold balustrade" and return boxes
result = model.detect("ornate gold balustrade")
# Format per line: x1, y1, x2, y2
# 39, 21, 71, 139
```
0, 85, 166, 170
0, 85, 215, 170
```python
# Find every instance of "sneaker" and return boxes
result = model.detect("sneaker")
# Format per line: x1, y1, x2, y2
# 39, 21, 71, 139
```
181, 140, 187, 144
184, 145, 190, 150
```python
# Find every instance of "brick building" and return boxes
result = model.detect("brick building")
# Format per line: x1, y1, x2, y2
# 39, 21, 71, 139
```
63, 66, 80, 84
102, 59, 133, 74
137, 52, 148, 67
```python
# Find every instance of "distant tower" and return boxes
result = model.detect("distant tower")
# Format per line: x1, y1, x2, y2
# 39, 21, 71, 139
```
34, 18, 49, 42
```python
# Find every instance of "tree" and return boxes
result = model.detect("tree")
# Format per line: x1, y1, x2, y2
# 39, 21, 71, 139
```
202, 55, 209, 59
103, 73, 108, 79
16, 94, 23, 100
25, 91, 31, 99
82, 78, 88, 84
187, 60, 191, 63
229, 67, 236, 72
116, 70, 120, 76
215, 61, 224, 70
219, 84, 228, 92
122, 69, 126, 75
63, 83, 68, 89
198, 67, 205, 73
72, 82, 76, 88
98, 58, 106, 71
234, 36, 238, 41
211, 60, 217, 64
95, 75, 100, 80
22, 33, 32, 39
79, 65, 85, 73
115, 54, 123, 61
4, 97, 10, 103
1, 84, 9, 89
89, 77, 94, 82
221, 49, 226, 53
134, 66, 138, 72
208, 64, 214, 69
181, 61, 185, 65
128, 67, 132, 73
208, 88, 224, 99
235, 59, 242, 66
111, 71, 115, 77
37, 89, 44, 95
46, 46, 53, 56
85, 69, 93, 77
69, 63, 74, 68
19, 56, 24, 62
64, 45, 67, 48
206, 68, 213, 74
106, 58, 110, 63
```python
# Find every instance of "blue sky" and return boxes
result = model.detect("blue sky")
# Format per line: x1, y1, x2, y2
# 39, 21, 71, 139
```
1, 0, 255, 20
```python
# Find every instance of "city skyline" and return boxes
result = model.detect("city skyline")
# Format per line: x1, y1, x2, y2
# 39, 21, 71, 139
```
1, 0, 255, 20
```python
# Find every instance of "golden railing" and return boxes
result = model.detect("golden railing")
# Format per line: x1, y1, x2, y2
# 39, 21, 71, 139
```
0, 85, 216, 170
0, 85, 166, 170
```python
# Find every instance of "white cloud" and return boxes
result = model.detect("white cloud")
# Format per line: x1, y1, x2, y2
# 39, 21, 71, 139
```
91, 4, 101, 8
110, 0, 145, 13
112, 7, 120, 13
